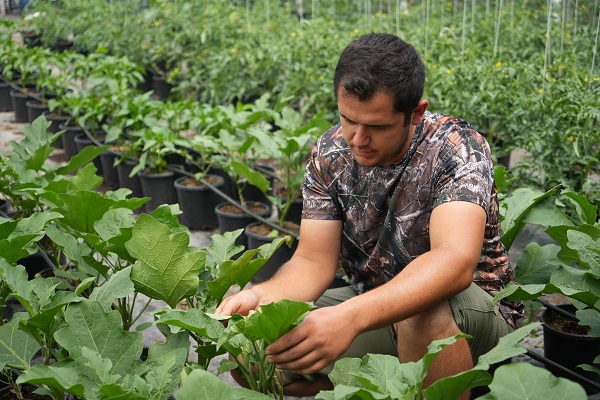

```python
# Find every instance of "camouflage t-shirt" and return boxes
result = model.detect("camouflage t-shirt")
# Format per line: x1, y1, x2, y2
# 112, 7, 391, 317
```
301, 111, 523, 327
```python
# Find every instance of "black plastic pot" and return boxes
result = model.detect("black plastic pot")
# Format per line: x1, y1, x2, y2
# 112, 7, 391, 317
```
21, 30, 41, 48
74, 132, 104, 175
215, 202, 271, 249
541, 304, 600, 394
135, 69, 153, 93
138, 170, 178, 213
175, 175, 224, 230
42, 110, 70, 149
152, 75, 172, 100
59, 122, 84, 161
185, 160, 235, 198
9, 89, 32, 123
115, 157, 144, 199
17, 249, 55, 280
0, 82, 13, 111
53, 39, 74, 53
245, 221, 299, 283
25, 99, 49, 124
100, 150, 120, 188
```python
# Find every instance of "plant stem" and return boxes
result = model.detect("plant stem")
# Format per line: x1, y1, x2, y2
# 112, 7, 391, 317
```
590, 7, 600, 92
493, 0, 504, 58
542, 0, 552, 85
461, 0, 468, 63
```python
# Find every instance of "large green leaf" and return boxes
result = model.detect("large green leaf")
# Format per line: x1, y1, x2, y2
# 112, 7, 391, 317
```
477, 363, 587, 399
231, 161, 270, 195
203, 229, 245, 271
56, 191, 119, 233
89, 267, 135, 311
424, 325, 537, 399
231, 300, 315, 345
11, 211, 63, 237
127, 214, 205, 308
55, 145, 109, 177
20, 325, 188, 400
561, 189, 598, 226
320, 337, 465, 400
138, 332, 189, 399
566, 230, 600, 273
154, 309, 226, 343
18, 116, 54, 154
25, 289, 82, 334
576, 309, 600, 337
0, 233, 42, 265
545, 224, 600, 265
0, 262, 34, 314
64, 162, 104, 191
514, 243, 560, 284
45, 224, 108, 276
206, 237, 286, 303
93, 208, 136, 242
0, 313, 41, 370
54, 300, 144, 378
177, 368, 273, 400
17, 360, 88, 399
499, 187, 557, 251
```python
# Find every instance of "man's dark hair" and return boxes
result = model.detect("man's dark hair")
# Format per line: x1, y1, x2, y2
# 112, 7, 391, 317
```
333, 33, 425, 122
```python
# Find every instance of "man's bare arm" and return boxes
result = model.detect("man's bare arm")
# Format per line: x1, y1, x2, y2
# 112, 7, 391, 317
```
215, 218, 343, 316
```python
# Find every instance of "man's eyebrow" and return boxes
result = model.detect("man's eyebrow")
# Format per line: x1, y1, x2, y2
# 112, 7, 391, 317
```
339, 112, 392, 128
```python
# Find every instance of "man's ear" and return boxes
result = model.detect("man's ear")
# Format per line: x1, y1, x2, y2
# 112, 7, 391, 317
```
411, 100, 429, 125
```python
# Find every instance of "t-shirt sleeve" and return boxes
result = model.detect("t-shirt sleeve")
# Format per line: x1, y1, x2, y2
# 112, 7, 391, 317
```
432, 127, 493, 210
301, 140, 343, 221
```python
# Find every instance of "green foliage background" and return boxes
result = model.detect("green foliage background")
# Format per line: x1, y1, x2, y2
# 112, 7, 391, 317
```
18, 0, 600, 204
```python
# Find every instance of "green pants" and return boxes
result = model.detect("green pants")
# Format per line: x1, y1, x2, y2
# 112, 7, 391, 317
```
314, 282, 514, 375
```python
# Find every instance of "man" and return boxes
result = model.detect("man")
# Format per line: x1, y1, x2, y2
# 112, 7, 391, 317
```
216, 33, 523, 399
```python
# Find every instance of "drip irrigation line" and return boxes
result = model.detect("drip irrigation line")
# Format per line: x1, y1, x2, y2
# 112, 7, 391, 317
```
163, 163, 300, 239
535, 298, 579, 322
0, 74, 45, 103
75, 132, 300, 239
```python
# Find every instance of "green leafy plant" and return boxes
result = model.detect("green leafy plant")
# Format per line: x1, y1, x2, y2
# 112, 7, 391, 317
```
252, 103, 329, 226
494, 188, 600, 335
200, 101, 272, 206
125, 217, 287, 377
315, 324, 586, 399
15, 299, 189, 400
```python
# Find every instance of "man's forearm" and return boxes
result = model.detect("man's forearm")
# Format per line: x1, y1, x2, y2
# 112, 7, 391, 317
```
250, 253, 336, 304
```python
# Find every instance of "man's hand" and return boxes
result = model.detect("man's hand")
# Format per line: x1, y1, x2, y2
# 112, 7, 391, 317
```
215, 288, 273, 316
265, 305, 358, 375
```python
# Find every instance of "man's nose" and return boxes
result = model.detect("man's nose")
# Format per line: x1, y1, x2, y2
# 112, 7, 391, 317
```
353, 125, 369, 146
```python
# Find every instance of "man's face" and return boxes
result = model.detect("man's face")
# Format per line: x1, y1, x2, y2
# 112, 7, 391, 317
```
338, 89, 414, 167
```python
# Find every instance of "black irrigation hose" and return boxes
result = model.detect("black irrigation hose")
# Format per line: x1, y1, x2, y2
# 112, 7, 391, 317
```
535, 298, 580, 322
0, 74, 45, 103
78, 125, 300, 239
